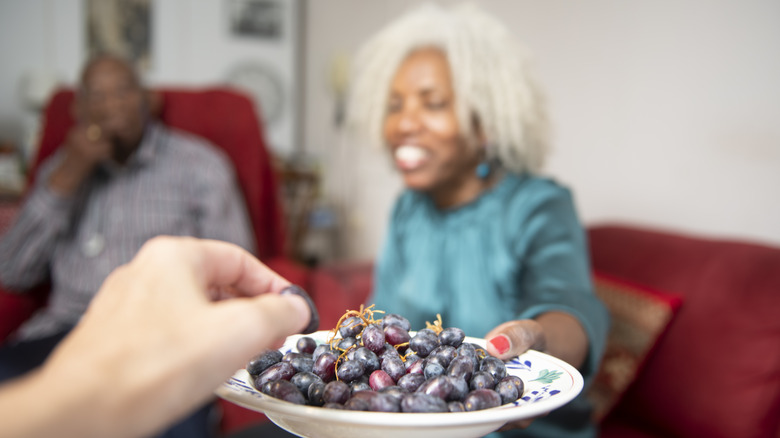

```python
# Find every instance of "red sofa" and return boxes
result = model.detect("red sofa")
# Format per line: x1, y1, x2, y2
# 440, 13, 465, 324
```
589, 224, 780, 438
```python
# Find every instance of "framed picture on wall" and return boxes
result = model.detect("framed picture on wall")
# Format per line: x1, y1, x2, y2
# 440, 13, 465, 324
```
229, 0, 283, 40
86, 0, 152, 71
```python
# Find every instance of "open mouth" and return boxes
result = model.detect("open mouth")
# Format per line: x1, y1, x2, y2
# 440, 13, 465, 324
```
394, 144, 428, 171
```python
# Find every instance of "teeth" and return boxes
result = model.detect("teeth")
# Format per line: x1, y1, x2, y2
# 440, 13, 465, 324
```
395, 145, 426, 166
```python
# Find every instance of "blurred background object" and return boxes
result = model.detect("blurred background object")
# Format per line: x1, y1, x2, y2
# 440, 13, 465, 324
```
0, 0, 779, 262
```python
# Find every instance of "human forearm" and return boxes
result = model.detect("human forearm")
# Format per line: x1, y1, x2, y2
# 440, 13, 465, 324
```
534, 311, 588, 369
0, 237, 314, 438
0, 366, 103, 438
0, 188, 73, 289
484, 311, 589, 370
47, 157, 93, 196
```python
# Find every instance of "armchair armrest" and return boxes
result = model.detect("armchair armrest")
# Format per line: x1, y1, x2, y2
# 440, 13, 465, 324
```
0, 286, 46, 343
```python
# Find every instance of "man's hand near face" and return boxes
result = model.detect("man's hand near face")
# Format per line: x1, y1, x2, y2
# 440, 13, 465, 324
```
47, 123, 113, 196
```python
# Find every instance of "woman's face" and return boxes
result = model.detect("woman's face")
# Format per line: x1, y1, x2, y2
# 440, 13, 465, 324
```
383, 48, 482, 204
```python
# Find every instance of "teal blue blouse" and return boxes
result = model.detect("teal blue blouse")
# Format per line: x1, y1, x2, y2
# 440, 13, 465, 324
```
371, 173, 608, 438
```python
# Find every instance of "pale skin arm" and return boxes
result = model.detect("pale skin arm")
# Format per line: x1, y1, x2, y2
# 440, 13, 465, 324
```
0, 236, 312, 438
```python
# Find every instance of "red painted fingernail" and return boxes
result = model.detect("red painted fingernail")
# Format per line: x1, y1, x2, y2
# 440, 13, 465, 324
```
488, 335, 510, 354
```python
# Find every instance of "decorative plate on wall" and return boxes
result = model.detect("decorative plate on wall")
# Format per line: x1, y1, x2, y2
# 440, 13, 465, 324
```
226, 62, 286, 125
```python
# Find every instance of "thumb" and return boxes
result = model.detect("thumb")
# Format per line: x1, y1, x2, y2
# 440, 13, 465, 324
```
484, 320, 546, 361
213, 293, 312, 364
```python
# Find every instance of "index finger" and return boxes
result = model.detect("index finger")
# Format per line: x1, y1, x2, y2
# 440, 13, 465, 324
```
140, 237, 291, 297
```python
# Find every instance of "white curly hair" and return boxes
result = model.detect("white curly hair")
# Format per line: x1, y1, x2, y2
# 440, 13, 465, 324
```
345, 2, 550, 175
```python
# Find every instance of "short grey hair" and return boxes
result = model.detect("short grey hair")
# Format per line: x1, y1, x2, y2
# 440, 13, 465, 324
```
346, 2, 550, 174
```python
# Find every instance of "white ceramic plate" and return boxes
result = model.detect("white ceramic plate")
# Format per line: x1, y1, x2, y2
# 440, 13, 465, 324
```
216, 331, 583, 438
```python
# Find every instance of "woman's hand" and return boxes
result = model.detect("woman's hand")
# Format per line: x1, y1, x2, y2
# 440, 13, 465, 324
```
484, 311, 588, 431
0, 236, 313, 438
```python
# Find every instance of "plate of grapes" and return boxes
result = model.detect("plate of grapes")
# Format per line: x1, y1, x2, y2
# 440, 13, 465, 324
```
216, 306, 583, 438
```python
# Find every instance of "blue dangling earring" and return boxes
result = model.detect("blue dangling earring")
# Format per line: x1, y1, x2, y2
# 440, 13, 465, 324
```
476, 161, 491, 179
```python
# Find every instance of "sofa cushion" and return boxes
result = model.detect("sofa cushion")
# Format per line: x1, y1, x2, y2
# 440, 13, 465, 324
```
589, 224, 780, 438
587, 272, 683, 422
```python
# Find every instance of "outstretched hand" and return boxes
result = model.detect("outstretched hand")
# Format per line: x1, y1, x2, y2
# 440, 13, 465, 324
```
483, 312, 588, 431
5, 236, 313, 438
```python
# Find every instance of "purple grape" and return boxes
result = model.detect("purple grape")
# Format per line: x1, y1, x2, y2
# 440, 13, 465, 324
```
410, 332, 439, 357
439, 327, 465, 347
448, 401, 465, 412
400, 393, 448, 413
463, 389, 502, 411
384, 325, 411, 346
370, 393, 401, 412
246, 350, 283, 376
254, 361, 295, 387
339, 316, 365, 338
426, 355, 448, 370
279, 285, 319, 334
312, 351, 339, 382
417, 328, 437, 337
382, 355, 406, 382
369, 369, 395, 391
290, 371, 322, 395
378, 385, 408, 401
495, 379, 520, 404
289, 356, 314, 374
308, 381, 326, 406
423, 361, 445, 380
296, 336, 317, 354
397, 373, 426, 393
404, 353, 421, 369
378, 344, 401, 363
351, 389, 378, 402
260, 380, 274, 395
500, 375, 525, 398
312, 343, 333, 360
429, 345, 457, 368
350, 381, 372, 393
322, 380, 351, 404
353, 347, 380, 374
479, 356, 507, 383
381, 313, 411, 331
406, 360, 424, 375
337, 336, 358, 351
416, 375, 454, 401
449, 377, 469, 402
456, 343, 479, 369
282, 351, 304, 362
267, 380, 306, 405
469, 371, 496, 390
336, 360, 365, 382
323, 402, 345, 409
361, 324, 386, 353
447, 355, 475, 382
344, 397, 370, 411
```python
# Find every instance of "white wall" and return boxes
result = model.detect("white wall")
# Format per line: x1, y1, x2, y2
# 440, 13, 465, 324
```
304, 0, 780, 261
0, 0, 301, 160
2, 0, 778, 262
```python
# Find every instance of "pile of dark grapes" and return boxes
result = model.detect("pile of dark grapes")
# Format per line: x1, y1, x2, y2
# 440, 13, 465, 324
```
246, 307, 524, 413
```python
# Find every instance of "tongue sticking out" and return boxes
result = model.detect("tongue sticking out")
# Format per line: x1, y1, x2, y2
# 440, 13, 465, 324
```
395, 145, 427, 170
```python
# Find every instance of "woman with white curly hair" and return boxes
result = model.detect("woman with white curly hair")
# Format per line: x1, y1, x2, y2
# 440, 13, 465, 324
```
350, 3, 609, 437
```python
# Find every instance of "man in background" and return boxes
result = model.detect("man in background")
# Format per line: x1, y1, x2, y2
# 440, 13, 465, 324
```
0, 54, 255, 438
